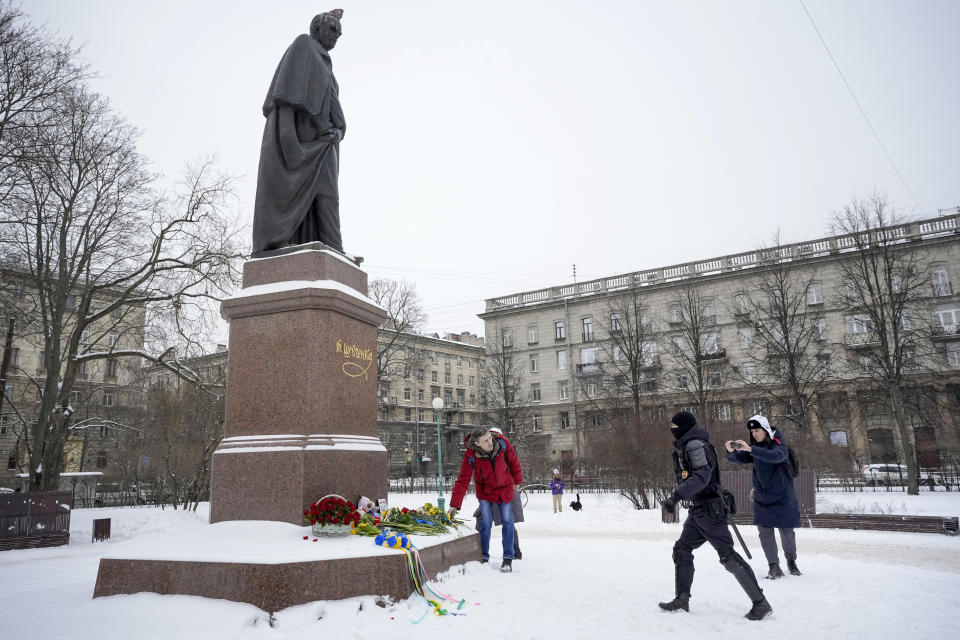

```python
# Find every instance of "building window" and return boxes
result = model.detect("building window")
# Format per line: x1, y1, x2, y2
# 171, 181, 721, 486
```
947, 344, 960, 369
708, 365, 722, 387
737, 327, 753, 350
701, 332, 721, 355
734, 294, 748, 315
7, 454, 17, 470
613, 346, 623, 361
555, 321, 565, 340
715, 403, 732, 421
935, 306, 960, 332
529, 353, 539, 373
108, 331, 119, 347
8, 347, 18, 367
105, 358, 118, 378
742, 363, 757, 384
501, 329, 513, 347
703, 302, 716, 326
444, 389, 453, 404
468, 358, 474, 368
532, 414, 543, 432
418, 409, 427, 422
431, 387, 440, 400
669, 305, 682, 324
751, 401, 765, 416
845, 314, 871, 334
96, 451, 107, 468
527, 325, 538, 344
99, 425, 109, 438
610, 313, 622, 332
0, 414, 8, 434
404, 408, 412, 421
558, 380, 569, 400
429, 351, 436, 363
469, 393, 476, 406
932, 266, 952, 297
457, 374, 464, 386
676, 374, 688, 389
468, 375, 474, 386
671, 336, 685, 355
531, 383, 541, 403
829, 430, 848, 446
590, 413, 603, 427
431, 370, 438, 383
586, 382, 597, 397
3, 382, 12, 398
457, 355, 463, 367
806, 283, 823, 305
457, 389, 465, 406
444, 372, 451, 385
556, 350, 567, 370
582, 317, 593, 342
76, 360, 87, 376
559, 411, 569, 429
417, 389, 424, 402
858, 355, 872, 374
814, 319, 828, 342
403, 387, 411, 401
103, 391, 114, 406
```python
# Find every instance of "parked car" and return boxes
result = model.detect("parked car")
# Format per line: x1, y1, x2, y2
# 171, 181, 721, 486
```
0, 487, 15, 494
860, 464, 937, 487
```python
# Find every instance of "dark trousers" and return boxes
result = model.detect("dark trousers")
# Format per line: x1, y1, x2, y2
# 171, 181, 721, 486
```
672, 507, 763, 602
292, 194, 342, 252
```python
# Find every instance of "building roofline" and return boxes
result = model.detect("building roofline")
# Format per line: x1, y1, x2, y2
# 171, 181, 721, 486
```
482, 212, 960, 314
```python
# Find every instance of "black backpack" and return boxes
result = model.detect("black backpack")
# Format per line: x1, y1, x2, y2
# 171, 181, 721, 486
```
785, 445, 800, 478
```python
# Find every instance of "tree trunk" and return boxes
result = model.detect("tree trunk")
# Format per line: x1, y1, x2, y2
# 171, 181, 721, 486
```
889, 384, 919, 495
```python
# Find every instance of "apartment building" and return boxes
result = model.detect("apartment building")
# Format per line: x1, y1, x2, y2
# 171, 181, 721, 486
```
480, 213, 960, 469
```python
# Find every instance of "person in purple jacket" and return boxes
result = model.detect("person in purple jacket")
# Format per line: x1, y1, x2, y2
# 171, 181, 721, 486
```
550, 469, 565, 513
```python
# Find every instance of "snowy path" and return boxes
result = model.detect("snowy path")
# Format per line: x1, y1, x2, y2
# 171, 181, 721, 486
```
1, 492, 957, 639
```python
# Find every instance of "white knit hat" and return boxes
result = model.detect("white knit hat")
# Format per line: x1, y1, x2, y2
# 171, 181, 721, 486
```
553, 468, 560, 475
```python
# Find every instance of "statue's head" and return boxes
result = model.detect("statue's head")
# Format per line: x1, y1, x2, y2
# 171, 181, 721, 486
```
310, 9, 343, 51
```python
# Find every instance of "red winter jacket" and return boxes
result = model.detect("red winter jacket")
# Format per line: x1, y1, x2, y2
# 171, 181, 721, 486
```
450, 435, 523, 509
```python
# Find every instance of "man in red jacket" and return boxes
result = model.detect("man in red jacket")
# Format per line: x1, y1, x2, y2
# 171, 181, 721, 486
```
447, 426, 523, 572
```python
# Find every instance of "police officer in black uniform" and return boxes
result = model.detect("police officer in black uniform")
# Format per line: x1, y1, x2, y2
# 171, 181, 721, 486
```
659, 411, 773, 620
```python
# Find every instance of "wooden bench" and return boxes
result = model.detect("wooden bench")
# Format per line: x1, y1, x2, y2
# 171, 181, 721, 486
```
730, 512, 959, 535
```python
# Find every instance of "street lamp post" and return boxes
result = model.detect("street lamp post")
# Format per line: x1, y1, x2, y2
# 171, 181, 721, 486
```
431, 397, 445, 512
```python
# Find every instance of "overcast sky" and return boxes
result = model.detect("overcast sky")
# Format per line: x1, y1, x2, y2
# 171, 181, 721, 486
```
26, 1, 960, 341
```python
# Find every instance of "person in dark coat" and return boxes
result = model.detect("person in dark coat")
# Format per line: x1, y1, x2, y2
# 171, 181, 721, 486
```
659, 411, 772, 620
448, 426, 523, 572
726, 415, 802, 578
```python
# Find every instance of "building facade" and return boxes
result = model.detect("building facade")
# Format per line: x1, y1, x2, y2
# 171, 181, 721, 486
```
480, 213, 960, 472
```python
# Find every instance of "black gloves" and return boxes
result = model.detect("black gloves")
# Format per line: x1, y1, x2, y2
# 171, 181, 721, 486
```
662, 493, 679, 513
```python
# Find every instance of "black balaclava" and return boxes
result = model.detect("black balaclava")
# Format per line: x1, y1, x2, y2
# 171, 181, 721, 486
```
670, 411, 697, 440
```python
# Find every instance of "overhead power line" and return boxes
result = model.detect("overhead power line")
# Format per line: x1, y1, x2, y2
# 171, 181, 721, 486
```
798, 0, 922, 212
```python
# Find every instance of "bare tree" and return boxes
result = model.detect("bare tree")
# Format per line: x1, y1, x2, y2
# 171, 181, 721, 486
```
662, 284, 729, 423
0, 2, 88, 199
831, 194, 931, 495
369, 278, 427, 393
481, 326, 532, 453
596, 286, 660, 417
0, 73, 243, 489
730, 247, 834, 435
589, 414, 673, 509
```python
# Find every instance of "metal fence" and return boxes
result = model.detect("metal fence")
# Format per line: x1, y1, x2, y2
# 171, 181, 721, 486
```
0, 491, 74, 550
722, 470, 817, 517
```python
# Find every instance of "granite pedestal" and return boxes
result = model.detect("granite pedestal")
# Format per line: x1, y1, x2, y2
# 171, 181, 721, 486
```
93, 245, 481, 611
211, 246, 389, 524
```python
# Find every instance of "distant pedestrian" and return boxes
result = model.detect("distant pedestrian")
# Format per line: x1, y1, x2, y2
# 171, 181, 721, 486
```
726, 415, 802, 579
550, 469, 565, 513
659, 411, 772, 620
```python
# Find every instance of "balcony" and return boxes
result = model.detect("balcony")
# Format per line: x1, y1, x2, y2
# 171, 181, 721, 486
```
641, 380, 658, 393
640, 355, 662, 369
843, 332, 879, 348
700, 349, 726, 361
930, 324, 960, 340
575, 363, 603, 377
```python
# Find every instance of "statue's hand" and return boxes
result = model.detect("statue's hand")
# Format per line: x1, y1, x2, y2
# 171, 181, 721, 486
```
324, 128, 343, 142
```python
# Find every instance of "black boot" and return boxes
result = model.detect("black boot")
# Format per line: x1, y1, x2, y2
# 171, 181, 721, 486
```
765, 563, 784, 580
787, 559, 802, 576
500, 559, 512, 573
658, 593, 690, 612
745, 597, 773, 621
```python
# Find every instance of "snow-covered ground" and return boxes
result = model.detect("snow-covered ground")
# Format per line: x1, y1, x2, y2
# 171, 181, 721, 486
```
2, 491, 958, 640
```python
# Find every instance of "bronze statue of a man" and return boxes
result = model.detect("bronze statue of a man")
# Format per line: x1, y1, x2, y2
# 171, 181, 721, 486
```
252, 10, 346, 254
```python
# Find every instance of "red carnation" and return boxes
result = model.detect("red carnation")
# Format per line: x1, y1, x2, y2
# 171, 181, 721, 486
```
303, 536, 308, 540
401, 507, 409, 514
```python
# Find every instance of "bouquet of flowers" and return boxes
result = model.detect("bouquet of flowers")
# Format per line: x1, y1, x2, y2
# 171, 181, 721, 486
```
303, 496, 361, 528
375, 503, 464, 536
